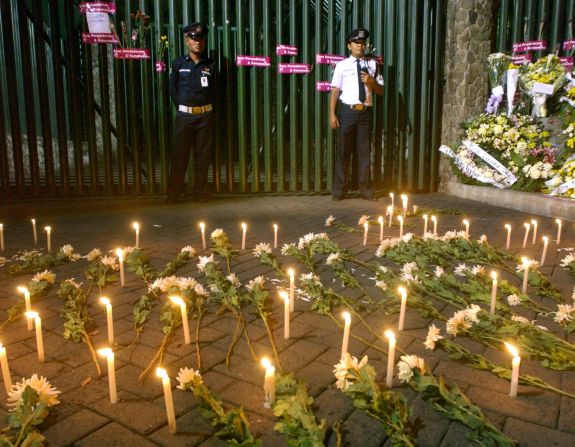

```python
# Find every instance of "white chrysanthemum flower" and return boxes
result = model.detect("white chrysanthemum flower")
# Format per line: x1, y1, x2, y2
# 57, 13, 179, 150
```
194, 283, 208, 296
158, 276, 180, 292
86, 248, 102, 261
246, 275, 265, 291
471, 265, 485, 276
209, 283, 221, 293
333, 353, 368, 390
197, 255, 215, 272
560, 253, 575, 267
446, 310, 471, 336
253, 242, 272, 258
177, 277, 198, 290
176, 367, 202, 390
8, 374, 60, 409
297, 232, 329, 250
64, 278, 83, 289
300, 272, 322, 286
401, 233, 414, 243
375, 280, 388, 291
358, 215, 370, 226
226, 273, 241, 288
477, 234, 488, 244
100, 255, 119, 271
424, 324, 443, 350
181, 246, 196, 256
210, 228, 224, 239
511, 315, 530, 324
325, 215, 336, 227
453, 263, 468, 277
148, 278, 163, 291
378, 266, 389, 273
423, 232, 438, 241
375, 238, 400, 257
401, 262, 418, 276
396, 355, 425, 383
326, 252, 341, 266
281, 243, 296, 256
434, 266, 445, 277
516, 258, 539, 272
60, 244, 75, 257
464, 304, 481, 323
554, 304, 575, 324
507, 294, 521, 306
31, 269, 56, 284
123, 246, 135, 255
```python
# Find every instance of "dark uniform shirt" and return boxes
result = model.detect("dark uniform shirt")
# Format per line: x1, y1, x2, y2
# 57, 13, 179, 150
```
169, 55, 218, 107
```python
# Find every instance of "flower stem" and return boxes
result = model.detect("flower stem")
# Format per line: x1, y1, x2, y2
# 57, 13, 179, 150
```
139, 332, 171, 381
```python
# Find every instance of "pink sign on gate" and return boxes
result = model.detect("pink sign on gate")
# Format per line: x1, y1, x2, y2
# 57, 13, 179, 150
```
316, 54, 345, 65
564, 40, 575, 50
276, 45, 298, 56
511, 54, 533, 65
512, 40, 547, 52
82, 32, 118, 44
113, 48, 151, 59
560, 56, 574, 71
79, 2, 116, 13
278, 63, 311, 74
236, 55, 271, 67
156, 61, 167, 72
316, 81, 332, 92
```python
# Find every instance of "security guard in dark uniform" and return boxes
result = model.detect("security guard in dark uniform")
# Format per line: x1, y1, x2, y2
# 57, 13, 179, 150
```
167, 23, 218, 203
330, 28, 384, 201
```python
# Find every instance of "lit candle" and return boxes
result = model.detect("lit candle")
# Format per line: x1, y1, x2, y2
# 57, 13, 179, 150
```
540, 236, 549, 266
280, 291, 290, 339
387, 205, 393, 227
431, 215, 437, 235
397, 286, 407, 331
116, 248, 125, 287
199, 222, 206, 250
522, 222, 530, 249
31, 218, 38, 246
389, 192, 395, 208
378, 216, 384, 241
99, 297, 115, 345
261, 357, 276, 408
97, 348, 117, 404
0, 343, 12, 394
44, 226, 51, 252
505, 224, 512, 250
363, 222, 369, 246
397, 215, 404, 238
556, 218, 562, 244
423, 214, 428, 235
521, 257, 530, 294
273, 224, 278, 249
400, 194, 408, 217
490, 271, 498, 314
384, 330, 396, 388
17, 286, 33, 331
0, 223, 4, 251
25, 311, 44, 362
156, 367, 177, 434
340, 311, 351, 359
463, 219, 470, 238
133, 222, 140, 249
241, 222, 247, 250
288, 268, 295, 312
504, 342, 521, 397
170, 296, 190, 345
530, 219, 538, 245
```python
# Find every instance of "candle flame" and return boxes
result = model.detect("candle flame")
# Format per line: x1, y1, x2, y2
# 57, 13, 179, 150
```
288, 268, 294, 277
463, 219, 469, 225
431, 215, 437, 222
199, 222, 205, 230
0, 343, 3, 349
543, 236, 548, 243
364, 222, 369, 229
556, 218, 562, 224
521, 256, 529, 266
241, 222, 247, 230
378, 216, 383, 224
132, 222, 140, 231
389, 193, 394, 198
17, 286, 29, 294
504, 224, 511, 230
100, 296, 111, 306
530, 219, 537, 226
397, 216, 403, 223
384, 329, 395, 341
397, 286, 407, 298
97, 348, 113, 357
279, 290, 289, 302
523, 222, 530, 229
342, 311, 351, 322
423, 214, 428, 219
31, 219, 35, 224
504, 342, 519, 357
491, 271, 497, 280
261, 357, 271, 369
156, 367, 167, 378
44, 226, 51, 232
273, 223, 278, 230
169, 295, 183, 306
25, 311, 39, 319
115, 248, 124, 259
387, 205, 393, 212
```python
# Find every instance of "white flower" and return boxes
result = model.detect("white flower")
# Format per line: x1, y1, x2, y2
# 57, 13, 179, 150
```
477, 235, 488, 244
8, 374, 60, 409
446, 310, 472, 336
176, 367, 202, 390
210, 228, 224, 239
31, 269, 56, 284
300, 273, 322, 286
177, 277, 198, 290
60, 244, 75, 257
424, 324, 443, 350
64, 278, 83, 289
454, 263, 468, 277
396, 355, 425, 383
358, 215, 370, 226
378, 266, 389, 273
181, 246, 196, 256
325, 215, 336, 227
560, 253, 575, 267
297, 232, 329, 250
333, 353, 368, 390
101, 255, 119, 270
281, 243, 296, 256
464, 304, 481, 323
158, 276, 180, 292
375, 238, 400, 257
197, 255, 215, 272
326, 252, 341, 265
507, 294, 521, 306
194, 283, 208, 296
246, 275, 265, 291
375, 280, 388, 291
516, 258, 539, 272
401, 233, 414, 243
123, 246, 136, 255
226, 273, 241, 288
434, 266, 445, 278
511, 315, 530, 324
86, 248, 102, 261
554, 304, 575, 324
253, 242, 272, 257
470, 265, 485, 276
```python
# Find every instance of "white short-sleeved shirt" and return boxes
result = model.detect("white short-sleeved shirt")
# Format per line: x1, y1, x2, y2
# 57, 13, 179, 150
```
330, 57, 384, 106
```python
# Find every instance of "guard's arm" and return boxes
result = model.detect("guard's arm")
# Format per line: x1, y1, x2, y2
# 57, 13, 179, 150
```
330, 87, 341, 129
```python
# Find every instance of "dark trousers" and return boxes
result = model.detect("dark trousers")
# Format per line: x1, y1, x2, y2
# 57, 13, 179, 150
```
167, 110, 214, 198
332, 107, 373, 198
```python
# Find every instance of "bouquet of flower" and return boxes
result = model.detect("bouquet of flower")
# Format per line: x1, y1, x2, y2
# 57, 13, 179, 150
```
545, 156, 575, 197
485, 53, 510, 114
519, 55, 567, 117
156, 35, 168, 72
506, 62, 521, 116
121, 10, 150, 49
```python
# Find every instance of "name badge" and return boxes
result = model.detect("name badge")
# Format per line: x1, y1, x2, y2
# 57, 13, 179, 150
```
201, 76, 209, 87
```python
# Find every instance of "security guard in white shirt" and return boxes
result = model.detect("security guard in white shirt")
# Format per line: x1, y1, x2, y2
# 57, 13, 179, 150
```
330, 28, 383, 201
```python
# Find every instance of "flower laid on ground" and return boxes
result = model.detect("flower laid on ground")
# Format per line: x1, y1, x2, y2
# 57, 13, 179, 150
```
516, 258, 539, 272
396, 355, 425, 383
180, 245, 196, 256
333, 353, 369, 391
100, 255, 119, 270
197, 255, 215, 272
8, 374, 60, 409
434, 266, 445, 277
424, 324, 444, 350
454, 263, 469, 276
210, 228, 224, 239
253, 242, 272, 257
375, 280, 388, 291
446, 305, 481, 336
357, 215, 370, 226
325, 252, 341, 265
176, 367, 203, 390
226, 273, 241, 288
471, 265, 486, 276
64, 278, 83, 289
507, 294, 521, 306
560, 252, 575, 268
31, 269, 56, 284
85, 248, 102, 261
554, 304, 575, 324
297, 232, 329, 250
245, 275, 265, 291
325, 215, 335, 227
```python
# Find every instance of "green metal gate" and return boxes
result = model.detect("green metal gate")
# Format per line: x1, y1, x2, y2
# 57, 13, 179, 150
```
0, 0, 447, 198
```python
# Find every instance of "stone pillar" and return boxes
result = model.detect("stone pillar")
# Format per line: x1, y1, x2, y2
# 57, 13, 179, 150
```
439, 0, 495, 191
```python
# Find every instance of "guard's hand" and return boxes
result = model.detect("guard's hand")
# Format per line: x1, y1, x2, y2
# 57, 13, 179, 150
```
330, 113, 340, 129
360, 71, 374, 86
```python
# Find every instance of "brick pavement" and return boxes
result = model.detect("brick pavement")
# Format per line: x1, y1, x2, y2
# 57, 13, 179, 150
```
0, 193, 574, 446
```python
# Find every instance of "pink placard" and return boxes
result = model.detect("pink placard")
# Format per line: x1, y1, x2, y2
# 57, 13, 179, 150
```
276, 44, 298, 56
82, 32, 118, 44
316, 54, 345, 64
316, 81, 332, 92
511, 54, 533, 65
564, 40, 575, 50
512, 40, 547, 52
155, 61, 167, 72
113, 48, 151, 59
236, 55, 271, 67
79, 2, 116, 13
278, 63, 311, 74
560, 56, 574, 71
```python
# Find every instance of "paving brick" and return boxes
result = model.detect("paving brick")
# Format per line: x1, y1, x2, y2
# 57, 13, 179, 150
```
43, 409, 108, 445
504, 417, 575, 446
75, 422, 158, 447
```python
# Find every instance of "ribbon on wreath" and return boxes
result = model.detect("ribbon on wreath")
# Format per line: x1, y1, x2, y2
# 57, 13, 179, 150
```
461, 140, 517, 186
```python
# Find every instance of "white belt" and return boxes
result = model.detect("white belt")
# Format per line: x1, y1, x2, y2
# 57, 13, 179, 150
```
178, 104, 213, 114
